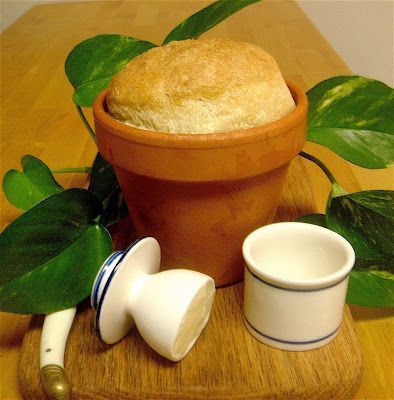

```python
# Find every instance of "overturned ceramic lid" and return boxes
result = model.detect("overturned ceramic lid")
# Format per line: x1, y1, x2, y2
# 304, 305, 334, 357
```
92, 237, 216, 362
107, 38, 295, 134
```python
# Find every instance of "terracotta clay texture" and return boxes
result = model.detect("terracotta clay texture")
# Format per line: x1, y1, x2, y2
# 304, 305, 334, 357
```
93, 82, 308, 286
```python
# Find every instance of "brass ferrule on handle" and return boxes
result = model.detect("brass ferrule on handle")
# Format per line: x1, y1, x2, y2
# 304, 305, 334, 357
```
40, 307, 76, 400
41, 364, 71, 400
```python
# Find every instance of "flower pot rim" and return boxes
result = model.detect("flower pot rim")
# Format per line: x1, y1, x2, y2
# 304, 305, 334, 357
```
93, 80, 308, 149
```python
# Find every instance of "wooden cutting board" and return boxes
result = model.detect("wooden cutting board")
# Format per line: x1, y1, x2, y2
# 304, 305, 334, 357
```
18, 158, 363, 399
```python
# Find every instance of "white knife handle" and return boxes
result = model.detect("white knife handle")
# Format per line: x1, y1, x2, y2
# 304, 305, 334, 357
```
40, 307, 76, 400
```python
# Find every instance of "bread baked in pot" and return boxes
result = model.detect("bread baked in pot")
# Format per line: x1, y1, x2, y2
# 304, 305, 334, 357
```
107, 39, 295, 134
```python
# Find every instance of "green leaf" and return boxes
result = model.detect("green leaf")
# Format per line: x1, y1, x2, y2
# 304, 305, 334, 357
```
88, 153, 128, 227
296, 192, 394, 307
347, 270, 394, 307
296, 213, 326, 227
2, 155, 63, 211
326, 190, 394, 307
307, 76, 394, 168
327, 190, 394, 264
65, 34, 157, 107
162, 0, 262, 45
0, 189, 112, 313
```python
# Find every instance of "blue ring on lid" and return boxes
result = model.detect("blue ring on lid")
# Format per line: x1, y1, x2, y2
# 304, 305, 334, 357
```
91, 251, 123, 310
95, 237, 149, 343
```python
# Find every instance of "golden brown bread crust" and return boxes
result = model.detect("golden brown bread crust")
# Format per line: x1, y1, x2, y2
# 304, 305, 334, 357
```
107, 39, 295, 134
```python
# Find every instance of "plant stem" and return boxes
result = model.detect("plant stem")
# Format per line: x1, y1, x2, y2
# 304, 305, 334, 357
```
51, 167, 92, 174
299, 151, 338, 186
300, 151, 347, 198
76, 105, 96, 142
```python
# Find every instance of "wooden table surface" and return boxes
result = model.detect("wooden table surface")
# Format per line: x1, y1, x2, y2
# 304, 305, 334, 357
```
0, 1, 393, 399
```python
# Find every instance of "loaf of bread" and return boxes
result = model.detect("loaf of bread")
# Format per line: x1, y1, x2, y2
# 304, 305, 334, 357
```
107, 39, 295, 134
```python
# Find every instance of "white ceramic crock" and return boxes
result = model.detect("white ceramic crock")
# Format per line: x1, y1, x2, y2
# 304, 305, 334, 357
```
242, 222, 355, 351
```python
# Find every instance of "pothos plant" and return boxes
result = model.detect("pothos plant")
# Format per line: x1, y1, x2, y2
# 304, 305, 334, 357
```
0, 0, 393, 314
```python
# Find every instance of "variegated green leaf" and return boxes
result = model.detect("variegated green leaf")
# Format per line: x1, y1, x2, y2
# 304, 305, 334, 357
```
88, 153, 128, 227
296, 213, 326, 227
307, 76, 394, 168
326, 189, 394, 307
297, 190, 394, 307
65, 34, 157, 107
347, 269, 394, 307
327, 190, 394, 264
163, 0, 262, 44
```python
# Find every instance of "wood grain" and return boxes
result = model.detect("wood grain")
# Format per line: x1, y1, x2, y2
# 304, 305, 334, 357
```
1, 1, 393, 399
18, 156, 364, 400
19, 287, 362, 399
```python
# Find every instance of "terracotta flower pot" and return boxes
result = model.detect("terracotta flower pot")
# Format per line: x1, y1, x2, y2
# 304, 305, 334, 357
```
93, 81, 308, 287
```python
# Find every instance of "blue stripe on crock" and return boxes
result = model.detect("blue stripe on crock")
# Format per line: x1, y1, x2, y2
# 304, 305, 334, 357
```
245, 265, 349, 293
244, 316, 340, 346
